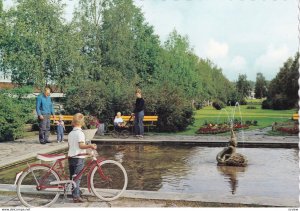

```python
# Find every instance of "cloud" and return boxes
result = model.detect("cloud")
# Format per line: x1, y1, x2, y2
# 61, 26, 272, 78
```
230, 56, 247, 71
254, 45, 290, 73
205, 39, 229, 59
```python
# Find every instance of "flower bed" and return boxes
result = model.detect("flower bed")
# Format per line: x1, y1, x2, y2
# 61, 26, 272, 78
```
276, 126, 299, 135
196, 123, 249, 134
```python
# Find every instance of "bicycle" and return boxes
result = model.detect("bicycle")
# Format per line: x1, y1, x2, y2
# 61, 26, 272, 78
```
14, 150, 128, 207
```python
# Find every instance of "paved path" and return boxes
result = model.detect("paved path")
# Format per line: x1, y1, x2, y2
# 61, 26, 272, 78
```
0, 185, 295, 207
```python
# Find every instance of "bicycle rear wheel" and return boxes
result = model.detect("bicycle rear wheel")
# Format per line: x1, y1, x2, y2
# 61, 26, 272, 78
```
90, 160, 128, 201
17, 166, 61, 207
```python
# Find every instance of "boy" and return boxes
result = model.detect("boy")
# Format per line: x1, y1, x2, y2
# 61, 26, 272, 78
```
55, 115, 65, 143
68, 113, 97, 203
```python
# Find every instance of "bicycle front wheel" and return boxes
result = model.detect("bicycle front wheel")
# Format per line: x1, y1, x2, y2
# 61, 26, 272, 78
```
17, 165, 61, 207
90, 160, 128, 201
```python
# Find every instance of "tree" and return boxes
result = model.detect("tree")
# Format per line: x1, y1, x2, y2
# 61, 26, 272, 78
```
1, 0, 76, 90
235, 74, 252, 99
254, 72, 267, 99
263, 52, 299, 109
72, 0, 109, 82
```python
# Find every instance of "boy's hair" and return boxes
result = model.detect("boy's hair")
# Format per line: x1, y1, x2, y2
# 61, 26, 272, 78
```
135, 88, 142, 94
117, 112, 121, 116
72, 113, 85, 126
44, 87, 51, 93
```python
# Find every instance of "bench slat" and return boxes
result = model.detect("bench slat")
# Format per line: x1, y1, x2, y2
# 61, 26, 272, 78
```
121, 116, 158, 122
292, 113, 299, 120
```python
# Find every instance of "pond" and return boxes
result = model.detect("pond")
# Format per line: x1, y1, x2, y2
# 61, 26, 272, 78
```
0, 144, 298, 204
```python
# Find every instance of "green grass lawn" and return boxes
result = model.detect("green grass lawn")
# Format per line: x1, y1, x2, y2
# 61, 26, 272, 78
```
177, 105, 296, 135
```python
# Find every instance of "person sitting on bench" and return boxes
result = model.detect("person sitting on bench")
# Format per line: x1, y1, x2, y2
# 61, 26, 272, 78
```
114, 112, 126, 129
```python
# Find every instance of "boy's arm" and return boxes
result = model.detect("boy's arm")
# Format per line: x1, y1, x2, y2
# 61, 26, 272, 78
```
79, 142, 97, 150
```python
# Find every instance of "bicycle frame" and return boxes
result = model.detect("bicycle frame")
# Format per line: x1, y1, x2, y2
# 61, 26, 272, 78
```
16, 154, 108, 194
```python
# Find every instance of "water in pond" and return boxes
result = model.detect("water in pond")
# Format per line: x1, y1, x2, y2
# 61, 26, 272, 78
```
0, 144, 298, 202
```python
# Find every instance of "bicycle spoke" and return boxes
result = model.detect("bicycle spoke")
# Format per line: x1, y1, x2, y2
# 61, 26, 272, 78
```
91, 160, 128, 201
17, 166, 61, 207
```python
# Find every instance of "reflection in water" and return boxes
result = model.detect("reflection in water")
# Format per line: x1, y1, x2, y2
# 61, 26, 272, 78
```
217, 166, 247, 194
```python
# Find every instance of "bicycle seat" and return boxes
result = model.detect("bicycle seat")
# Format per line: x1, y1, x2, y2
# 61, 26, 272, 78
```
37, 153, 66, 161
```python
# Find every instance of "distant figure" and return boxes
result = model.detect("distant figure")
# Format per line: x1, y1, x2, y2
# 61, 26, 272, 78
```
36, 87, 55, 144
55, 115, 65, 143
114, 112, 125, 128
131, 88, 145, 138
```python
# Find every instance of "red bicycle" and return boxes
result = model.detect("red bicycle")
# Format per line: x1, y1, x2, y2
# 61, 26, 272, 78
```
15, 150, 128, 207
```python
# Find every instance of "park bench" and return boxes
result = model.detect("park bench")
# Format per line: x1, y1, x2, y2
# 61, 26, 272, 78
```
50, 115, 73, 126
110, 115, 158, 132
292, 113, 299, 121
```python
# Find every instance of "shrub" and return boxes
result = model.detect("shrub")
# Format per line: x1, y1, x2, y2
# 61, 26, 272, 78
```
239, 98, 247, 105
144, 84, 195, 132
262, 99, 272, 109
63, 80, 131, 123
212, 101, 225, 110
0, 87, 35, 141
271, 97, 295, 110
245, 120, 251, 125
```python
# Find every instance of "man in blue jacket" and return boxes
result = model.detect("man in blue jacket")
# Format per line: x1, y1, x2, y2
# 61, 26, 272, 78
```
36, 87, 55, 144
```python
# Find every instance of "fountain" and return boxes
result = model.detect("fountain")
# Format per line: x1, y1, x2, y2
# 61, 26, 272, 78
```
216, 128, 248, 166
216, 102, 248, 167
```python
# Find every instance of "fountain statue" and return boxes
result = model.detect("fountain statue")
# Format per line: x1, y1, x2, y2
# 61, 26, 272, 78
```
216, 128, 248, 167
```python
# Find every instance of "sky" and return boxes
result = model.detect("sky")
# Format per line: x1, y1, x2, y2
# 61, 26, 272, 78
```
2, 0, 299, 82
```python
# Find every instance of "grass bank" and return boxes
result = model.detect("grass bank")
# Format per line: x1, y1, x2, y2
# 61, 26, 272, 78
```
178, 105, 296, 135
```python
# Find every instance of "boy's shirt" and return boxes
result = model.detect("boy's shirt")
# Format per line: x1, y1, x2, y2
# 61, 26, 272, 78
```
56, 120, 65, 127
68, 127, 86, 158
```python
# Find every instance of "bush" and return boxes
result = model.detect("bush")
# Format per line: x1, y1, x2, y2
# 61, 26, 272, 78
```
63, 80, 134, 123
239, 98, 247, 105
212, 101, 225, 110
0, 87, 35, 141
144, 84, 195, 132
262, 97, 296, 110
262, 99, 272, 109
271, 97, 295, 110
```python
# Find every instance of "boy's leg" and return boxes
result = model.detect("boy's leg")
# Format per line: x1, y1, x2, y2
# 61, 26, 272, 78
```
57, 127, 64, 142
69, 158, 84, 198
60, 133, 64, 142
57, 129, 60, 142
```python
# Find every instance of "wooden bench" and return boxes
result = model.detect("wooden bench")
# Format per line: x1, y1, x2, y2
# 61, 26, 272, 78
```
292, 113, 299, 120
113, 115, 158, 132
50, 115, 73, 126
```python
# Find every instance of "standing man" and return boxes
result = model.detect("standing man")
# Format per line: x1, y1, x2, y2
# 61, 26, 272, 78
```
36, 87, 55, 144
131, 88, 145, 138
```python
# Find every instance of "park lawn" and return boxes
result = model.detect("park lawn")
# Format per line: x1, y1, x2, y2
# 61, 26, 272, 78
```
178, 105, 296, 135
